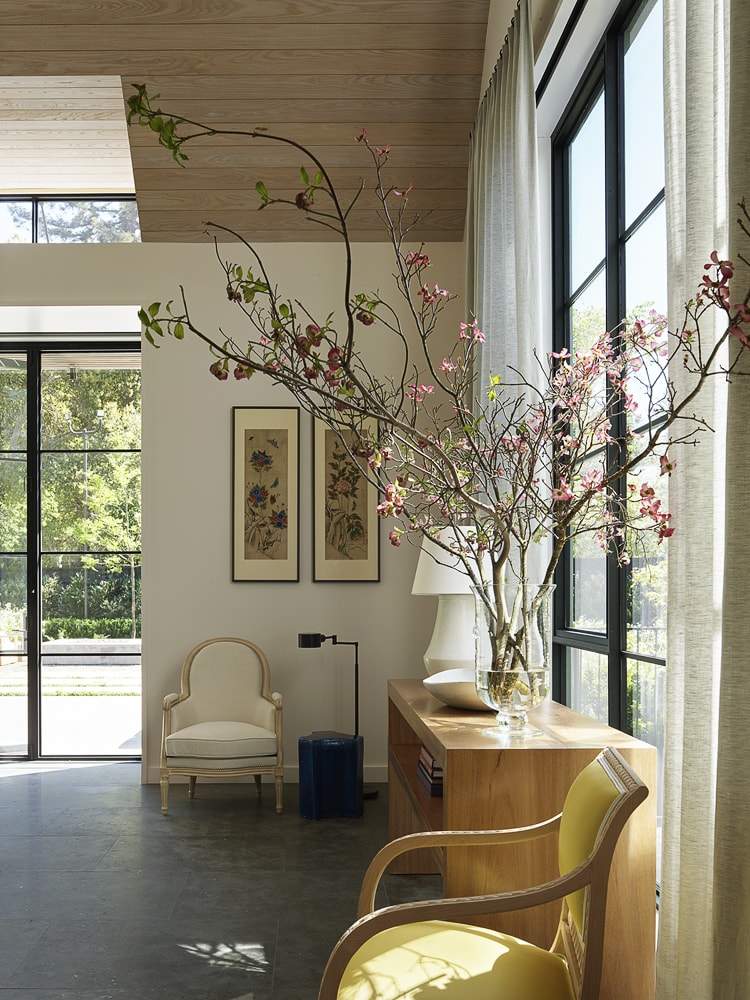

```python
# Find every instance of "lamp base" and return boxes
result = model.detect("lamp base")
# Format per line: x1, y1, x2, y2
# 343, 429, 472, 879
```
423, 593, 476, 675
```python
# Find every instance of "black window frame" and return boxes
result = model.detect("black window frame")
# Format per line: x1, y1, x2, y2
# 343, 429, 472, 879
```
550, 0, 667, 734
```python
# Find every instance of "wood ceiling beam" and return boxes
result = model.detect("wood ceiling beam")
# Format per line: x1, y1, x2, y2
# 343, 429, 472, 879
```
0, 0, 491, 26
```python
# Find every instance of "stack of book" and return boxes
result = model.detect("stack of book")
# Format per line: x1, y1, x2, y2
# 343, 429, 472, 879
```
417, 745, 443, 796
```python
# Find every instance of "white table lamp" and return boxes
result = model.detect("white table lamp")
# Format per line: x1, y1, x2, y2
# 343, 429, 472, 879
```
411, 532, 476, 676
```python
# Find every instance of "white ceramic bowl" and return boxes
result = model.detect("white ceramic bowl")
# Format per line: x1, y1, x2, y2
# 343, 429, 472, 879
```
423, 667, 493, 712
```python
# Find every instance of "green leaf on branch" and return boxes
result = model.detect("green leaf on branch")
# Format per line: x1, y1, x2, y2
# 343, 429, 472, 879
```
173, 322, 185, 340
300, 166, 310, 185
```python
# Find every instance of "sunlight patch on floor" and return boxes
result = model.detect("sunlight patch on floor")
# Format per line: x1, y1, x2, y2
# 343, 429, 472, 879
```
177, 941, 269, 972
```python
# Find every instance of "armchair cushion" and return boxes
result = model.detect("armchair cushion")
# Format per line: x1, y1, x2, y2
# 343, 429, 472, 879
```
165, 721, 277, 759
338, 919, 575, 1000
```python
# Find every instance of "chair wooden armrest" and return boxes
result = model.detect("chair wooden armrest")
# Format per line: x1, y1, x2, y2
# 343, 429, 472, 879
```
357, 814, 562, 916
162, 691, 180, 710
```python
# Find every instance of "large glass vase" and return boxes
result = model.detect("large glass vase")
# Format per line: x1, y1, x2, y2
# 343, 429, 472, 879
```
474, 581, 555, 736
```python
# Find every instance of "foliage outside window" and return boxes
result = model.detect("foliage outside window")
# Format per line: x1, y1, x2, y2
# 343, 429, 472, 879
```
0, 198, 140, 243
0, 352, 142, 645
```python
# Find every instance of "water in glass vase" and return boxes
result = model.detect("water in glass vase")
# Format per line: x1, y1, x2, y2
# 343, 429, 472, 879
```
475, 666, 550, 735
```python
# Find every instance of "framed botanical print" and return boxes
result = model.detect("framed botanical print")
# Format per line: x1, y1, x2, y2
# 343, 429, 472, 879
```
313, 419, 380, 582
232, 407, 299, 581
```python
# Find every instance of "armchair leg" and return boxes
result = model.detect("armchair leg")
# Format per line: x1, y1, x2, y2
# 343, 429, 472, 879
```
160, 776, 169, 814
275, 774, 284, 814
188, 776, 197, 799
254, 774, 262, 799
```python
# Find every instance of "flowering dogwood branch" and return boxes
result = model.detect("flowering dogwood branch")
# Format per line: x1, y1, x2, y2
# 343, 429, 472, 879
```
127, 85, 750, 663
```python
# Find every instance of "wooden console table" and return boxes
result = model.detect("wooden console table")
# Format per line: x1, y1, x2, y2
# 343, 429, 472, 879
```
387, 679, 656, 1000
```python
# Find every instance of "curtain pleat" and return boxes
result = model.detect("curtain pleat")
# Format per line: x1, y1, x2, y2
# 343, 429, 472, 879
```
466, 0, 541, 390
658, 0, 750, 996
712, 3, 750, 995
465, 0, 544, 581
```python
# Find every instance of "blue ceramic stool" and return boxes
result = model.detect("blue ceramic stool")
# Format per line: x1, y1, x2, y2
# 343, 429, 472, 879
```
298, 731, 364, 818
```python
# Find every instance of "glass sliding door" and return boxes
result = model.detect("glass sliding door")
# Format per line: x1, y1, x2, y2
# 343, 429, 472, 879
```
0, 346, 141, 759
0, 353, 29, 755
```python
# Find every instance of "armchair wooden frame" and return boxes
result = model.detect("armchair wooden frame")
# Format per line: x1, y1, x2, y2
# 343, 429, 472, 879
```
160, 637, 284, 814
319, 746, 648, 1000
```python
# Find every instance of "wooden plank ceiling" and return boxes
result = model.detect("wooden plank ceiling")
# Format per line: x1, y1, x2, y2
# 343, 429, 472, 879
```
0, 1, 552, 244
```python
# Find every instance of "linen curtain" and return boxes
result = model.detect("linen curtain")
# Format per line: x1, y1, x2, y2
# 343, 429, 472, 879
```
465, 0, 543, 581
657, 1, 750, 997
466, 0, 541, 390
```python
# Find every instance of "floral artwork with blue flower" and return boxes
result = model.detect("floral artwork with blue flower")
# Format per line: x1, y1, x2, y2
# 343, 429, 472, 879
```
243, 432, 288, 560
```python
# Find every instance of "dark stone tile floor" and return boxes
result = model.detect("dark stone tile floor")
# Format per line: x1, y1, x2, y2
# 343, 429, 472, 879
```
0, 763, 441, 1000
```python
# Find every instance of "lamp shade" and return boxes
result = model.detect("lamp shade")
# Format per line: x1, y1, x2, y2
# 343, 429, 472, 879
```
411, 530, 473, 596
298, 633, 325, 648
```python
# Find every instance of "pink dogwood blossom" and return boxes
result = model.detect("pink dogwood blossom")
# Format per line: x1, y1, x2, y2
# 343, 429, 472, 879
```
418, 283, 453, 304
551, 480, 574, 502
458, 320, 485, 342
407, 383, 435, 403
581, 468, 605, 492
659, 454, 677, 476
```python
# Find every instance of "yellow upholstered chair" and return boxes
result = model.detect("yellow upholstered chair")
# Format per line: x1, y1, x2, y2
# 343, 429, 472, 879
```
160, 637, 283, 814
319, 746, 648, 1000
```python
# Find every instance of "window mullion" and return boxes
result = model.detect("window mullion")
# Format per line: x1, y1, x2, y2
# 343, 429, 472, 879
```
25, 349, 41, 757
604, 23, 629, 731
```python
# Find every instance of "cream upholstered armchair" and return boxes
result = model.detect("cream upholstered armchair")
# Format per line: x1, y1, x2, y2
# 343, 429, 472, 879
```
318, 746, 648, 1000
160, 637, 283, 814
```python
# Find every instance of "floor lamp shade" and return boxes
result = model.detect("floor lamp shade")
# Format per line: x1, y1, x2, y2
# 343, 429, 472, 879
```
411, 533, 475, 676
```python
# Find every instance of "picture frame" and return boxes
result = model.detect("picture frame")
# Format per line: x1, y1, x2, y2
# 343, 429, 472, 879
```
313, 419, 380, 582
232, 406, 299, 582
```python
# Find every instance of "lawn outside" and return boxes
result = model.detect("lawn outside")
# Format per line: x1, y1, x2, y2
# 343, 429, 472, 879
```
0, 646, 142, 756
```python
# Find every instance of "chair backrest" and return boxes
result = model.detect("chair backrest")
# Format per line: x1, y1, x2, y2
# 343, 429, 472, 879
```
172, 637, 275, 729
555, 747, 648, 1000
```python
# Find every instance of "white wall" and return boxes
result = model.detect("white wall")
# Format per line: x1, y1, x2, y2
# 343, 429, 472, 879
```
0, 238, 465, 784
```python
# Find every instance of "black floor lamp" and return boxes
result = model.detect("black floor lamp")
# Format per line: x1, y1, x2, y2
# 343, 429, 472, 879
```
298, 632, 378, 805
298, 633, 360, 735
